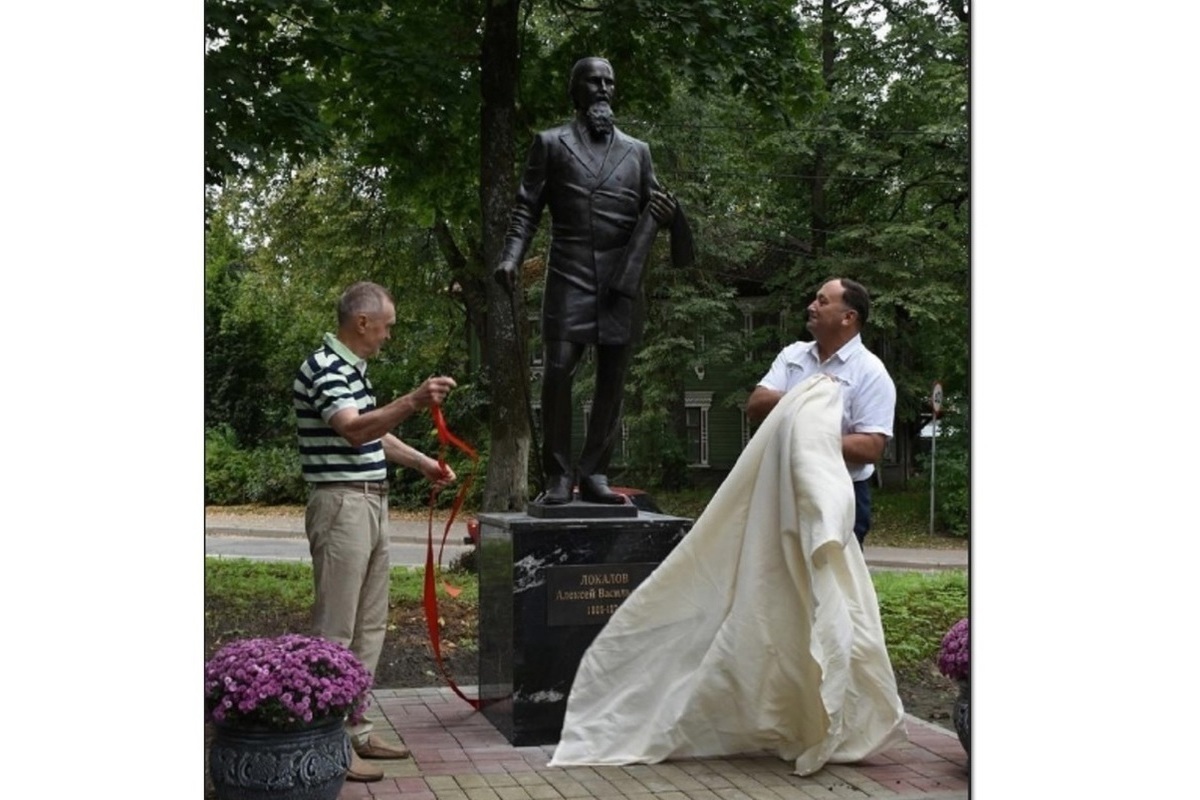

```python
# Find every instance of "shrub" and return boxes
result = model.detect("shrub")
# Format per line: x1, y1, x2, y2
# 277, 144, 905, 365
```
204, 421, 486, 510
205, 425, 253, 505
620, 408, 691, 491
448, 546, 477, 574
919, 398, 969, 538
933, 443, 969, 538
205, 426, 306, 505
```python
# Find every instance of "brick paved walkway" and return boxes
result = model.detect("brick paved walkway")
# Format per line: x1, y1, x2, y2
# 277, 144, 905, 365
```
338, 688, 968, 800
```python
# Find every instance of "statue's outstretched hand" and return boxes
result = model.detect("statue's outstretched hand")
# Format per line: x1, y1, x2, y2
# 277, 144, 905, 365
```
494, 260, 517, 294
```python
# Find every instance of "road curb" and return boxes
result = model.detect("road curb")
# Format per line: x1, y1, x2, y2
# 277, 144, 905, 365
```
205, 526, 455, 546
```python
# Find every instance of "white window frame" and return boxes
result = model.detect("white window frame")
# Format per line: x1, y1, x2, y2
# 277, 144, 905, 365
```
685, 391, 713, 467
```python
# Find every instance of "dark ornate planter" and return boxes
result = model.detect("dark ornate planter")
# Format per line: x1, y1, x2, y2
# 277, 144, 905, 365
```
953, 679, 969, 754
209, 717, 351, 800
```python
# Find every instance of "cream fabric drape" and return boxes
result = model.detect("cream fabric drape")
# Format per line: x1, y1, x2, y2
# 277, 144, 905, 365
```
549, 375, 907, 776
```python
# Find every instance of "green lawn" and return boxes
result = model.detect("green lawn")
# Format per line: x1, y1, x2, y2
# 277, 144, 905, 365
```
205, 560, 965, 670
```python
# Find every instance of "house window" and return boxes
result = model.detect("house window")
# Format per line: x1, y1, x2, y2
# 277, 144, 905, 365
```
685, 391, 713, 467
741, 306, 787, 362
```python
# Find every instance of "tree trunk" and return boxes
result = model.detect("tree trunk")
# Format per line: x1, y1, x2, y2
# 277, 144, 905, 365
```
478, 0, 530, 510
809, 0, 837, 256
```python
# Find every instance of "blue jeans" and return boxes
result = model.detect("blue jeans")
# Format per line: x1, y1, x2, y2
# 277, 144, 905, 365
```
853, 479, 872, 547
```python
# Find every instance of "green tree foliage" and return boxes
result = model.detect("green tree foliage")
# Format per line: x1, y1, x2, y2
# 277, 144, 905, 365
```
206, 216, 281, 444
751, 0, 969, 485
204, 0, 968, 528
204, 153, 484, 486
205, 0, 819, 510
205, 0, 342, 185
212, 154, 467, 381
613, 0, 968, 503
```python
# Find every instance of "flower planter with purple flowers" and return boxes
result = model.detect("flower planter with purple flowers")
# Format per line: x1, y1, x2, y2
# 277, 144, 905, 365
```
204, 635, 374, 799
937, 618, 969, 753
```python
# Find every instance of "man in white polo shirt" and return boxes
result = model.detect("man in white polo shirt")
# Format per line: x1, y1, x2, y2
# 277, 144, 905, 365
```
746, 277, 896, 546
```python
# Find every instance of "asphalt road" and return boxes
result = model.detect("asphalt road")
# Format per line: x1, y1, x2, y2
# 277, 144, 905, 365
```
204, 533, 473, 567
204, 515, 474, 567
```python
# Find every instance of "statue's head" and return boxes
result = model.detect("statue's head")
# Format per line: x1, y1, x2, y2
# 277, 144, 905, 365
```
569, 57, 615, 111
569, 57, 615, 136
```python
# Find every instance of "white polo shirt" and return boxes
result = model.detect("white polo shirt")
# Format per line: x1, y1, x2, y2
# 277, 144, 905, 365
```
757, 334, 896, 482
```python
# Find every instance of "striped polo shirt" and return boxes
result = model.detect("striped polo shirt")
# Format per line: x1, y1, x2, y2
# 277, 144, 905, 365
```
294, 332, 386, 482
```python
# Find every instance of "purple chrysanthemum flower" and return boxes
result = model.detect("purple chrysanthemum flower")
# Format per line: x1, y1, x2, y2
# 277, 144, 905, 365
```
203, 635, 374, 730
936, 618, 969, 682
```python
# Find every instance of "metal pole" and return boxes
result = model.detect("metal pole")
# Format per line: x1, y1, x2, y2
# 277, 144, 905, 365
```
929, 416, 938, 536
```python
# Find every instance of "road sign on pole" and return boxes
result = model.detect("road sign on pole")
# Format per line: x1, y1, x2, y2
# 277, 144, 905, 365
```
929, 382, 942, 536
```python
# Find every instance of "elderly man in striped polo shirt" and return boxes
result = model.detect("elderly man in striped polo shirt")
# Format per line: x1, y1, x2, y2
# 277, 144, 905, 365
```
294, 281, 458, 782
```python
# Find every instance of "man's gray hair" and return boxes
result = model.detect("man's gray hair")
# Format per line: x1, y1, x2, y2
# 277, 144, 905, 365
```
337, 281, 394, 327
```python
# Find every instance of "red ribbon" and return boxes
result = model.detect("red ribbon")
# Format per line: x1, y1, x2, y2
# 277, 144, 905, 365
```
423, 404, 481, 709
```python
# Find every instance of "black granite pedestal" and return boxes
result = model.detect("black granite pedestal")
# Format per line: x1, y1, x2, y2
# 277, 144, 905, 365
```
476, 508, 692, 746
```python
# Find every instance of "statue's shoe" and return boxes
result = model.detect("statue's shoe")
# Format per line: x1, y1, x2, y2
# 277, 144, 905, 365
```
578, 474, 625, 504
539, 474, 574, 505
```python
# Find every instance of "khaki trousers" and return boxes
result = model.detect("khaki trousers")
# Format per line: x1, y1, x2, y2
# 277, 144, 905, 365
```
305, 484, 390, 682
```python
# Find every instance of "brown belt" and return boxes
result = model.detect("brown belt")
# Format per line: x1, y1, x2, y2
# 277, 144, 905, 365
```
313, 480, 389, 496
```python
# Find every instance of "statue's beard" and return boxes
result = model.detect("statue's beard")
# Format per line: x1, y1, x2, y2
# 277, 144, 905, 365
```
585, 101, 614, 136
